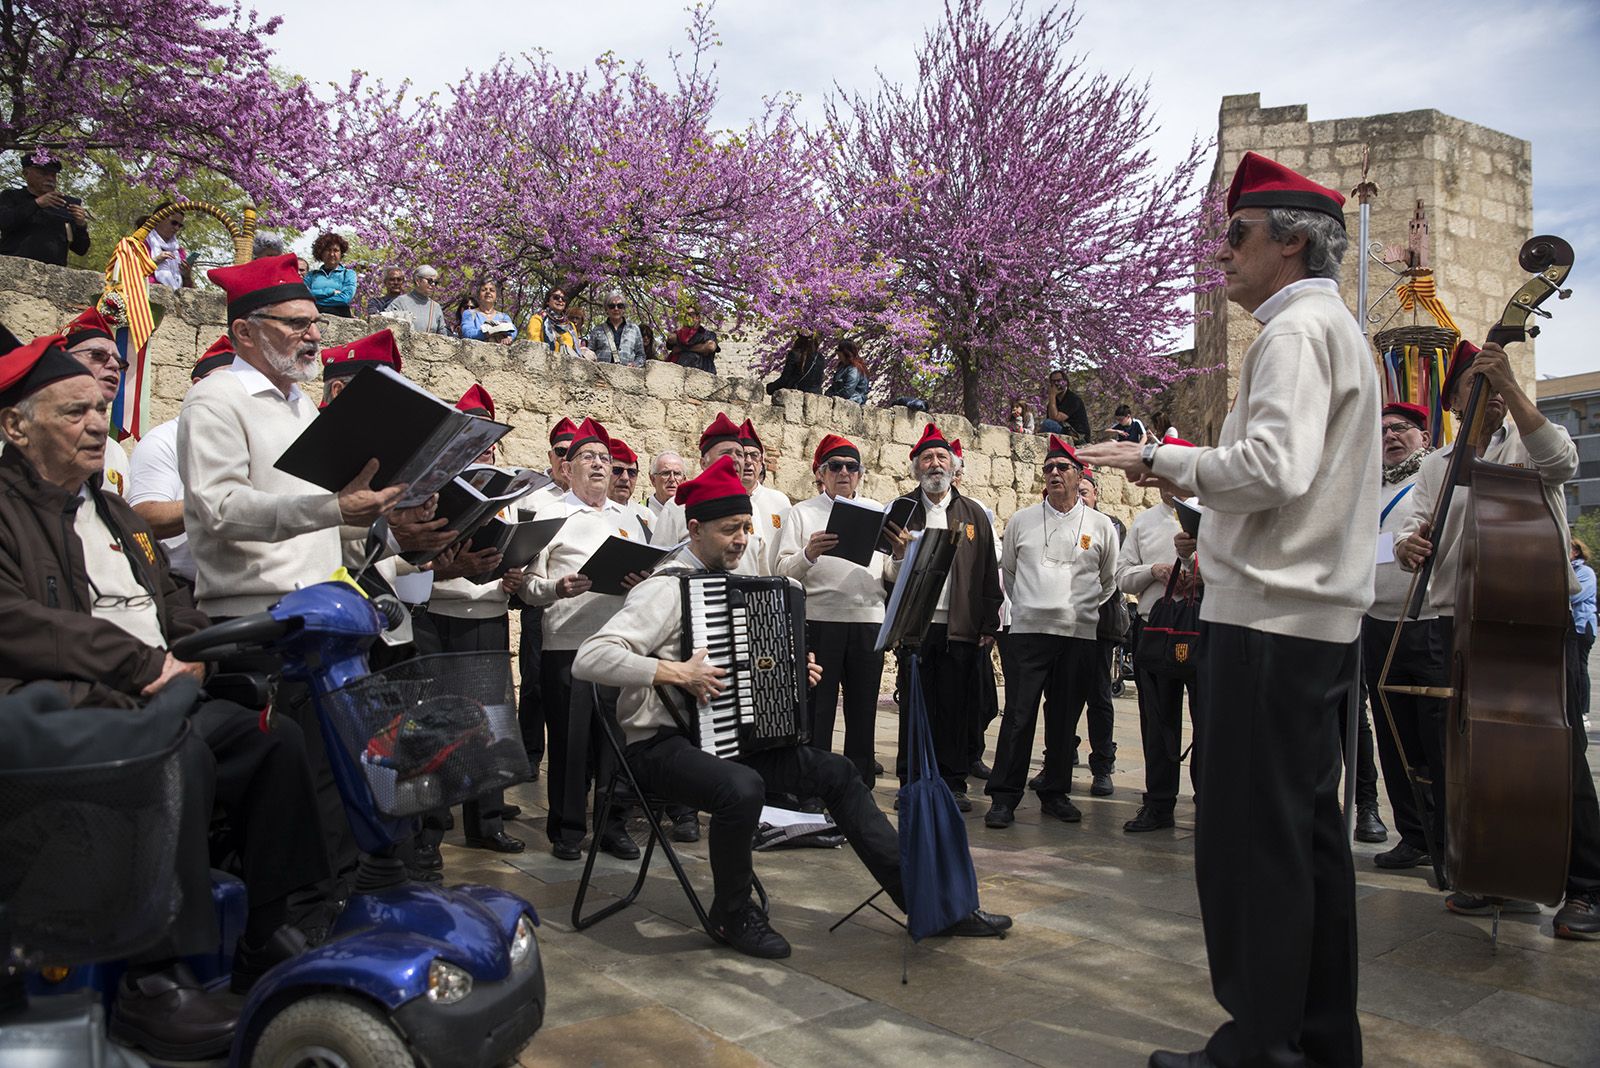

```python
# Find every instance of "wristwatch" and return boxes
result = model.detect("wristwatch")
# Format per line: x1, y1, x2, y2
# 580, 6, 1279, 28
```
1140, 441, 1160, 470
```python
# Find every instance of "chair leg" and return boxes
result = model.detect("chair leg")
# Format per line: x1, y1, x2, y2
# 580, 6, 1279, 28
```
571, 774, 654, 930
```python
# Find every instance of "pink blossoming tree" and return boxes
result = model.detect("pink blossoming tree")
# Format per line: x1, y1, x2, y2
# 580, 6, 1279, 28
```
825, 0, 1220, 424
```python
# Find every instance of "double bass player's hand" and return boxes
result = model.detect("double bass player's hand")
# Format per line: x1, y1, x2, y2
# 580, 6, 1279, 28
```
1395, 521, 1433, 571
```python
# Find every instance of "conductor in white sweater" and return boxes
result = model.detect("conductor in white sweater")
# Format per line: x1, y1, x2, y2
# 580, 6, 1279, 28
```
1080, 152, 1378, 1068
983, 436, 1118, 829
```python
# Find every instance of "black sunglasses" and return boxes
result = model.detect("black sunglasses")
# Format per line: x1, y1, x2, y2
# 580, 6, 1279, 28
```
824, 460, 861, 474
1042, 462, 1078, 474
612, 466, 638, 478
605, 302, 624, 309
1225, 217, 1270, 249
552, 445, 569, 458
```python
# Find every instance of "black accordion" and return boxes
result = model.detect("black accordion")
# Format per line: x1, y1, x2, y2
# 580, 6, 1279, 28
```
678, 572, 808, 758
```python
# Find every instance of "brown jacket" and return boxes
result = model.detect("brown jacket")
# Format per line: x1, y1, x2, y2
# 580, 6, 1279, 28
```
893, 487, 1002, 643
0, 447, 207, 707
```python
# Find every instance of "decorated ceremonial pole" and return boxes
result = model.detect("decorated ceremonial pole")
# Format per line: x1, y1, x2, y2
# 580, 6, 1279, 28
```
1345, 150, 1379, 840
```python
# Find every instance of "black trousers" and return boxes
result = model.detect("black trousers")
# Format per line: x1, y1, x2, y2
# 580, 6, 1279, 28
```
540, 648, 624, 847
628, 730, 904, 916
970, 642, 1001, 766
1562, 627, 1600, 895
1567, 627, 1594, 729
1361, 616, 1448, 853
1195, 622, 1361, 1068
517, 606, 546, 766
896, 624, 981, 793
987, 633, 1098, 806
1069, 639, 1118, 775
420, 611, 514, 839
151, 699, 330, 959
807, 620, 885, 784
1134, 658, 1200, 814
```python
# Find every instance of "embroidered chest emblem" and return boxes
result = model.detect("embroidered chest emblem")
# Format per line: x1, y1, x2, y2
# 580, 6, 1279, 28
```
964, 523, 975, 541
619, 528, 631, 539
771, 514, 782, 529
1080, 534, 1092, 550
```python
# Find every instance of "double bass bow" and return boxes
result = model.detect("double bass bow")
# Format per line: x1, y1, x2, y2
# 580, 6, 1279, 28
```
1378, 234, 1576, 911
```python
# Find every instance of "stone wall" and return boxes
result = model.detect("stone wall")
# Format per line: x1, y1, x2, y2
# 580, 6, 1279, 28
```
1181, 93, 1536, 440
0, 255, 1160, 530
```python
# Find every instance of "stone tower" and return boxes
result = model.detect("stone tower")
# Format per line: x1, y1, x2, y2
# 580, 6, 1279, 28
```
1184, 93, 1534, 444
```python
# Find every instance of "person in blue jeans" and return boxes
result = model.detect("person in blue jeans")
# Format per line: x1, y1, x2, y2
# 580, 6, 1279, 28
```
303, 233, 358, 317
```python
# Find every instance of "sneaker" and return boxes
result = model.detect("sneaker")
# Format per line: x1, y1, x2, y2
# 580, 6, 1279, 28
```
672, 813, 702, 843
1553, 890, 1600, 940
1123, 805, 1175, 833
709, 902, 791, 959
983, 803, 1014, 829
1444, 892, 1540, 916
1090, 773, 1114, 797
1354, 804, 1388, 844
1039, 796, 1082, 823
1374, 841, 1429, 870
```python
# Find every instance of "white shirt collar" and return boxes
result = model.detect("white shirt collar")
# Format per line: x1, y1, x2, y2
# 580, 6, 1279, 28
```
228, 354, 306, 406
563, 489, 622, 514
920, 490, 951, 511
1252, 277, 1340, 325
1045, 496, 1079, 520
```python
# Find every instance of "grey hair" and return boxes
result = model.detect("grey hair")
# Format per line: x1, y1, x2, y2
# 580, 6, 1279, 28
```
414, 264, 438, 282
604, 289, 626, 306
1265, 208, 1348, 280
650, 450, 684, 476
251, 231, 287, 259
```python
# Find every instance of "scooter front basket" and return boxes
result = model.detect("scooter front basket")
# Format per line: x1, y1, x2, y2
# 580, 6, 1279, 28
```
323, 652, 529, 817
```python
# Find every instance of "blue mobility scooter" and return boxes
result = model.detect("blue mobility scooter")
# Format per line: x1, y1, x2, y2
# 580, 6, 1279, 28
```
1, 579, 547, 1067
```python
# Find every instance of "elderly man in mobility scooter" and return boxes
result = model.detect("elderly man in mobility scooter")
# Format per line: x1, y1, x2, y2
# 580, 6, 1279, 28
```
0, 336, 546, 1065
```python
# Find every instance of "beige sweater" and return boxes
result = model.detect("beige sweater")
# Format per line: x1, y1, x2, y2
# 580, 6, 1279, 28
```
773, 493, 888, 624
1150, 281, 1380, 643
1397, 419, 1578, 617
1002, 499, 1118, 640
1115, 501, 1183, 617
519, 491, 651, 650
177, 358, 344, 617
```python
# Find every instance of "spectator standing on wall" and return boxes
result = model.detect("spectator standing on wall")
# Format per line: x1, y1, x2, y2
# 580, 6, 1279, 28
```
1039, 370, 1090, 442
366, 267, 408, 315
141, 205, 192, 290
586, 290, 647, 367
666, 303, 719, 373
526, 286, 578, 356
766, 330, 825, 397
461, 280, 517, 344
0, 149, 89, 265
824, 339, 870, 405
304, 233, 358, 318
381, 265, 450, 335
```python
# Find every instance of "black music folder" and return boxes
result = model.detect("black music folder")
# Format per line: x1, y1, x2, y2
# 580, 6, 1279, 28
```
463, 514, 567, 583
275, 365, 510, 509
821, 496, 925, 567
1175, 498, 1203, 538
578, 536, 684, 596
397, 470, 547, 566
875, 527, 959, 653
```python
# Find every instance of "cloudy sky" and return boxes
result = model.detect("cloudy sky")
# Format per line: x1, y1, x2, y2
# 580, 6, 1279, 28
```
265, 0, 1597, 378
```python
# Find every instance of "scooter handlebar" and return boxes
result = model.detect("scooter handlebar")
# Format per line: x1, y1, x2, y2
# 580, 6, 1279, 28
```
170, 612, 293, 662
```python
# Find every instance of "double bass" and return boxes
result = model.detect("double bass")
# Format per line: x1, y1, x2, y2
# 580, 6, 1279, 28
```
1378, 234, 1577, 910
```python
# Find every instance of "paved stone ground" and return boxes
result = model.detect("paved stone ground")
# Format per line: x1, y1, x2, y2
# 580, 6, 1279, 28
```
433, 681, 1600, 1068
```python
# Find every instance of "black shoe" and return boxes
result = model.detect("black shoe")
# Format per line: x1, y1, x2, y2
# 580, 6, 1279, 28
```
1354, 803, 1388, 843
408, 866, 444, 883
230, 924, 308, 994
551, 840, 582, 861
110, 963, 238, 1059
984, 803, 1014, 828
970, 760, 992, 779
1090, 773, 1114, 797
1028, 772, 1045, 791
600, 831, 641, 859
413, 841, 444, 871
501, 803, 523, 820
672, 813, 702, 843
465, 830, 525, 853
1148, 1051, 1217, 1068
1374, 840, 1429, 869
940, 908, 1014, 937
873, 759, 885, 775
1444, 892, 1540, 916
951, 790, 973, 813
1039, 796, 1082, 823
1123, 806, 1175, 833
709, 902, 791, 959
1553, 890, 1600, 940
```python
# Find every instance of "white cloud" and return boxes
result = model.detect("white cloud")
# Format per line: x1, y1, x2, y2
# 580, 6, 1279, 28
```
264, 0, 1598, 375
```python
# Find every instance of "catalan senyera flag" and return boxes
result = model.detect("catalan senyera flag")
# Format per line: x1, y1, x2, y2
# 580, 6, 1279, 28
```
102, 236, 161, 442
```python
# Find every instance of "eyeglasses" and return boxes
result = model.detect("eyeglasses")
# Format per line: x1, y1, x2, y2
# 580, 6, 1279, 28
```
656, 470, 683, 481
1381, 422, 1417, 436
78, 351, 128, 371
250, 313, 328, 335
1225, 217, 1270, 249
86, 577, 153, 610
571, 450, 609, 466
1042, 462, 1077, 474
824, 460, 861, 474
605, 302, 624, 309
612, 466, 638, 478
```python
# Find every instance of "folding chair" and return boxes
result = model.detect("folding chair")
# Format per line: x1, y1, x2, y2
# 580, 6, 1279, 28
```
570, 690, 765, 936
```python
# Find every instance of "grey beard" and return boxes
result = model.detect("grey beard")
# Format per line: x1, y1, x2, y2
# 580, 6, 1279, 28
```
918, 471, 951, 497
263, 337, 316, 383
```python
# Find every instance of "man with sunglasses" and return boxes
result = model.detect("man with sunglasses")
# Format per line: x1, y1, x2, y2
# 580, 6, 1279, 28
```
586, 289, 648, 367
1079, 152, 1378, 1068
607, 435, 655, 533
774, 434, 890, 784
0, 335, 332, 1058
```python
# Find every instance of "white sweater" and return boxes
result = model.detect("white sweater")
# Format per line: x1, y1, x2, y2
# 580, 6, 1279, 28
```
1002, 499, 1118, 640
1397, 419, 1578, 617
1116, 502, 1182, 617
519, 491, 650, 650
1370, 468, 1431, 621
178, 357, 344, 616
1149, 281, 1380, 643
773, 493, 888, 624
751, 483, 792, 573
